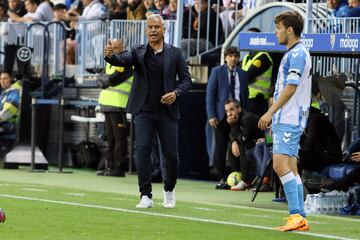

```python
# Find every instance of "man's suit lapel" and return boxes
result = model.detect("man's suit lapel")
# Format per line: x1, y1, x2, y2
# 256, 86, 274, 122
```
221, 64, 229, 95
163, 43, 170, 83
137, 45, 148, 82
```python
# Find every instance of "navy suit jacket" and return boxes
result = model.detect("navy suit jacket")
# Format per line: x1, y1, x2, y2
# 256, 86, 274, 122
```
206, 64, 249, 121
105, 43, 192, 120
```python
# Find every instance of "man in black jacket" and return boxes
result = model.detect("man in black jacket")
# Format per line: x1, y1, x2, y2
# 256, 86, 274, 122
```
104, 14, 192, 209
299, 107, 342, 171
225, 99, 263, 190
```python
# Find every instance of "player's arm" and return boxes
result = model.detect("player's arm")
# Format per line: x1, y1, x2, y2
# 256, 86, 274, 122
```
258, 84, 297, 130
267, 84, 297, 116
258, 51, 304, 130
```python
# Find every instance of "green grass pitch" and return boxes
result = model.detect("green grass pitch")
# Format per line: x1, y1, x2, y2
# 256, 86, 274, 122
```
0, 168, 359, 240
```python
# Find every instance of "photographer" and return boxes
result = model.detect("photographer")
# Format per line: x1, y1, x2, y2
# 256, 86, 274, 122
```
225, 99, 263, 191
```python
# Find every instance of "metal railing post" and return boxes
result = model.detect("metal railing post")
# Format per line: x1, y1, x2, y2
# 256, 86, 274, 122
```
30, 98, 37, 170
174, 0, 183, 48
58, 98, 65, 172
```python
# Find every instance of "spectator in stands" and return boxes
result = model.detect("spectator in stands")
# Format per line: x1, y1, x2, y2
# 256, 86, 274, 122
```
127, 0, 146, 20
153, 0, 170, 19
143, 0, 156, 17
7, 0, 26, 19
298, 106, 343, 171
212, 0, 242, 35
168, 0, 177, 19
345, 0, 360, 17
241, 27, 273, 117
182, 0, 224, 57
0, 72, 20, 151
70, 0, 105, 21
102, 0, 127, 19
229, 0, 272, 31
98, 39, 133, 177
118, 0, 128, 12
8, 0, 53, 22
104, 14, 191, 208
225, 99, 263, 191
53, 4, 75, 37
349, 0, 360, 7
0, 3, 7, 21
206, 46, 249, 189
52, 3, 76, 64
327, 0, 349, 17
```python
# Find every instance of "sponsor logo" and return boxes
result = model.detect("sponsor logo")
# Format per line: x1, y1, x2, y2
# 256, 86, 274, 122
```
16, 47, 32, 62
330, 34, 336, 50
339, 34, 358, 52
249, 37, 276, 46
301, 37, 314, 49
283, 132, 291, 143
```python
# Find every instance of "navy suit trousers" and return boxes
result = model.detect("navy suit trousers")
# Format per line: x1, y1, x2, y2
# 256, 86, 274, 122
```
134, 111, 179, 198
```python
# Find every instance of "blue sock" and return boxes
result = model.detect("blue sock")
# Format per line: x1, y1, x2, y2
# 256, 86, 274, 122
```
280, 171, 300, 215
296, 175, 306, 218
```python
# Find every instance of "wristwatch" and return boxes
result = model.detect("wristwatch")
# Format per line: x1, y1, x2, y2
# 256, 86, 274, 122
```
174, 91, 179, 97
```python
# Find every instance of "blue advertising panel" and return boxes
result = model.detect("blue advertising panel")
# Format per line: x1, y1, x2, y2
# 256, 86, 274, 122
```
238, 32, 360, 54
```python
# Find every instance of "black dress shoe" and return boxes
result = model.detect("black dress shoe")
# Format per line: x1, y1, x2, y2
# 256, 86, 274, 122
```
215, 182, 230, 190
96, 170, 106, 176
104, 170, 125, 177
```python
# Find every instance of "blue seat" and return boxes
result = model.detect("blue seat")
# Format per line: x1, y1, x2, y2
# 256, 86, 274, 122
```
324, 164, 360, 180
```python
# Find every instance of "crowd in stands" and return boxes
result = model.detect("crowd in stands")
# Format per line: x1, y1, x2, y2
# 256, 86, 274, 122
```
0, 0, 358, 59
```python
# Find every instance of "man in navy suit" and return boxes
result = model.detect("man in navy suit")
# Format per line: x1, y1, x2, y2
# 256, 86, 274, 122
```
104, 14, 192, 208
206, 46, 249, 188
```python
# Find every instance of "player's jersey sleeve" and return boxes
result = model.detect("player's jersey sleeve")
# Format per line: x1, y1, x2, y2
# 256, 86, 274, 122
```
285, 49, 307, 86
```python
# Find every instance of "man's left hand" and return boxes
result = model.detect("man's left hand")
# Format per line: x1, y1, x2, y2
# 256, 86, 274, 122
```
161, 91, 177, 105
258, 111, 272, 131
351, 152, 360, 162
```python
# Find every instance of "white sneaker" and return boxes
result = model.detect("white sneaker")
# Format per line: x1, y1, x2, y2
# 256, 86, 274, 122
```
163, 190, 176, 208
231, 181, 249, 191
136, 196, 154, 208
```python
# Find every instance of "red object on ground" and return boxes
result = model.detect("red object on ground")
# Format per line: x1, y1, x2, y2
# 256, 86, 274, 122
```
0, 208, 6, 222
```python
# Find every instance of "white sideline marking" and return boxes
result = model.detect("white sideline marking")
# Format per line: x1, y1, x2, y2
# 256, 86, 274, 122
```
109, 197, 127, 201
195, 201, 360, 223
65, 193, 86, 197
193, 207, 219, 212
22, 188, 47, 192
0, 194, 356, 240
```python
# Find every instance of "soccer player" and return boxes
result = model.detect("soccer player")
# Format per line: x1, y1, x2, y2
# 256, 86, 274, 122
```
258, 11, 312, 231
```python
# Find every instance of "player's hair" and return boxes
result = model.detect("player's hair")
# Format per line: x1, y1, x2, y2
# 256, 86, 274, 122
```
275, 11, 304, 37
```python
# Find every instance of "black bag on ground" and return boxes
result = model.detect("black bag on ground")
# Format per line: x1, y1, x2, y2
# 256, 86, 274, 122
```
72, 141, 100, 169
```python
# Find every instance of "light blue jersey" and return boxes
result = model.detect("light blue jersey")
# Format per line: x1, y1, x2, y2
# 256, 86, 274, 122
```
272, 42, 312, 129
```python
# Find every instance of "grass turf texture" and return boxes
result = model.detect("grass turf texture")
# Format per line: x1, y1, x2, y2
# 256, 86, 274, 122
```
0, 168, 359, 240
